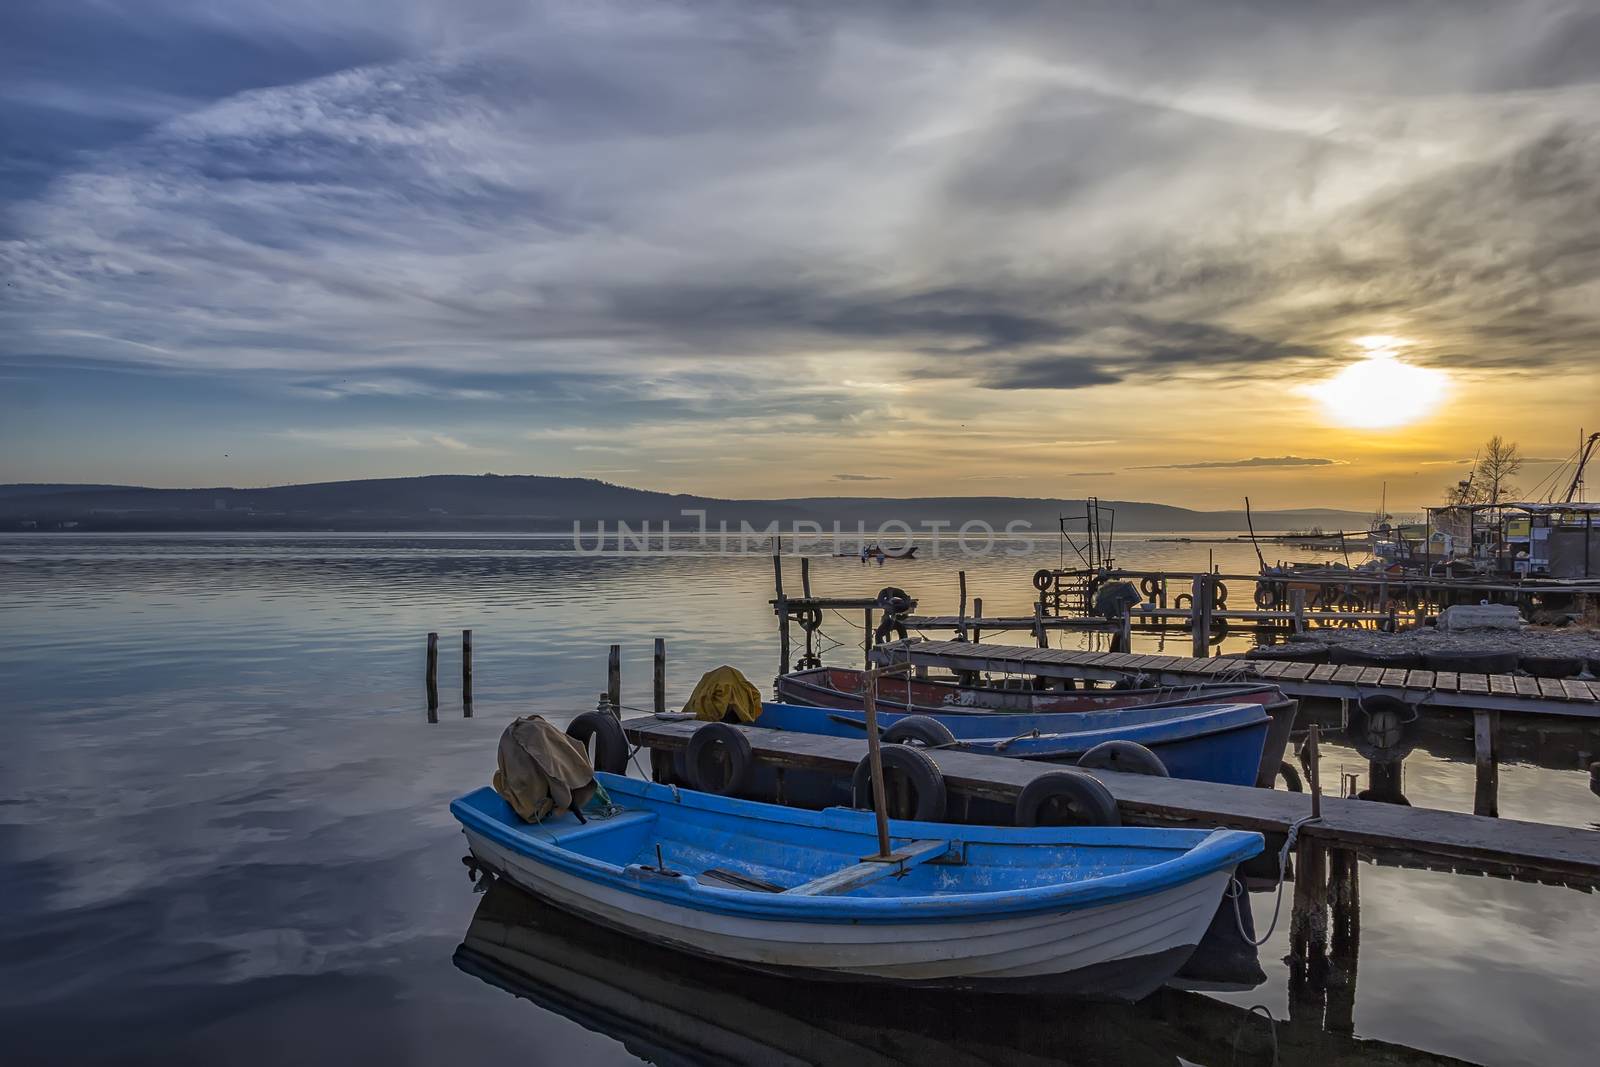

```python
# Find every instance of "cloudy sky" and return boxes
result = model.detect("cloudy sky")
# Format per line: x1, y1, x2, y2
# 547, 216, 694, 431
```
2, 0, 1598, 510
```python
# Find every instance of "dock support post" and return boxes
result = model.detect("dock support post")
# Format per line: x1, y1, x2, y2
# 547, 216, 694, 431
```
1190, 575, 1212, 657
864, 607, 875, 667
1474, 708, 1500, 817
1325, 848, 1361, 1034
1113, 604, 1132, 654
774, 554, 790, 676
654, 637, 666, 714
972, 597, 983, 645
1290, 588, 1307, 635
461, 629, 473, 717
607, 644, 621, 719
1289, 837, 1330, 1016
1033, 600, 1047, 648
425, 632, 439, 721
957, 570, 968, 640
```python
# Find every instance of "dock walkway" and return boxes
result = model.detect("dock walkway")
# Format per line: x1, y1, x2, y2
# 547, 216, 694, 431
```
622, 716, 1600, 889
870, 638, 1600, 719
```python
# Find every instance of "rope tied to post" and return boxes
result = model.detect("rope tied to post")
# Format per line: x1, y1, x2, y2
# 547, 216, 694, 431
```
1225, 811, 1322, 947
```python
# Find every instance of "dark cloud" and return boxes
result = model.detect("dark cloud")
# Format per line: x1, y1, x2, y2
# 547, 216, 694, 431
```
980, 357, 1122, 391
1129, 456, 1339, 470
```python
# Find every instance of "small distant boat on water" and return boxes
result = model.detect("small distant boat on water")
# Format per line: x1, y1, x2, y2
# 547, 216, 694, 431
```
451, 773, 1263, 1000
834, 542, 918, 559
752, 700, 1273, 787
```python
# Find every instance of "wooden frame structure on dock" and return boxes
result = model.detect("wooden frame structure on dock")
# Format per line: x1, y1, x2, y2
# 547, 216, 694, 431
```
869, 638, 1600, 720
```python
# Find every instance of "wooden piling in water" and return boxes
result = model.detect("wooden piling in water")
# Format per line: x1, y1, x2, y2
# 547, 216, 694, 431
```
1325, 847, 1361, 1035
1189, 575, 1208, 657
461, 628, 473, 717
1290, 588, 1307, 635
972, 597, 983, 644
654, 637, 666, 715
1113, 604, 1132, 654
1474, 708, 1500, 817
957, 570, 968, 639
773, 554, 790, 675
1033, 600, 1047, 648
607, 643, 621, 718
1289, 836, 1330, 1016
863, 607, 875, 667
426, 632, 439, 717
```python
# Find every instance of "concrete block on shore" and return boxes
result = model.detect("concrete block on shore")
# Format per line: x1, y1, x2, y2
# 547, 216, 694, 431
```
1438, 604, 1523, 632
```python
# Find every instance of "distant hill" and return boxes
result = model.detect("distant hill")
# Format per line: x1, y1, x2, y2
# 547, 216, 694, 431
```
0, 475, 1370, 534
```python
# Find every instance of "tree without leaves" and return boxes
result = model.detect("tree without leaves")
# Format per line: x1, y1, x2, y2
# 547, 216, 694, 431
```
1445, 436, 1522, 506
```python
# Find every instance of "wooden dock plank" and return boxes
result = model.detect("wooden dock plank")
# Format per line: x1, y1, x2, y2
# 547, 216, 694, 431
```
1458, 674, 1490, 694
1405, 669, 1435, 690
1308, 664, 1340, 683
1357, 667, 1389, 687
1279, 661, 1319, 682
1331, 665, 1367, 685
624, 718, 1600, 889
1564, 679, 1597, 702
1507, 675, 1536, 697
1380, 668, 1410, 689
1538, 677, 1570, 701
1432, 670, 1459, 693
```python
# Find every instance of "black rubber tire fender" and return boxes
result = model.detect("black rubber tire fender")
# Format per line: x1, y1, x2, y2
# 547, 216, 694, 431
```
565, 711, 630, 775
852, 745, 946, 821
1139, 576, 1161, 600
1346, 694, 1418, 763
1014, 770, 1121, 827
1212, 581, 1228, 609
685, 722, 754, 795
1032, 568, 1054, 592
1421, 650, 1520, 675
1254, 584, 1276, 609
1075, 740, 1170, 777
882, 715, 957, 748
1518, 654, 1584, 679
1278, 761, 1304, 793
795, 606, 823, 632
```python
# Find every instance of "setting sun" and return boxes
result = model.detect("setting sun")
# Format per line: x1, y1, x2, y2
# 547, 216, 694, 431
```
1306, 343, 1449, 429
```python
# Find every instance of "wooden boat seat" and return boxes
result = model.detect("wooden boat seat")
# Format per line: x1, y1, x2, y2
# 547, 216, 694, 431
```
783, 839, 954, 897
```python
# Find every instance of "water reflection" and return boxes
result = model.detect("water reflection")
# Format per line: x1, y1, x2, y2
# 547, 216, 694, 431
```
455, 878, 1474, 1067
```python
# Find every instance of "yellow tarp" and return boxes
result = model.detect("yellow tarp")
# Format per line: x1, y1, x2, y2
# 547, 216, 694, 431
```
683, 665, 764, 723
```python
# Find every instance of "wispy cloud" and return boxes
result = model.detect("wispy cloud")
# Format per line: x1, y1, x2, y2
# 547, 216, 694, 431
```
833, 473, 891, 481
1129, 456, 1339, 471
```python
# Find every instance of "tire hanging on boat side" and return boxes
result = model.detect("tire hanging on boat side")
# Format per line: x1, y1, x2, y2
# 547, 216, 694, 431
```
882, 715, 957, 748
1014, 770, 1121, 827
685, 722, 754, 796
565, 711, 630, 775
851, 745, 947, 821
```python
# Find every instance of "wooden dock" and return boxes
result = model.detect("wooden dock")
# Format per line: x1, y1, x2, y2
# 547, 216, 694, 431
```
622, 716, 1600, 889
870, 638, 1600, 720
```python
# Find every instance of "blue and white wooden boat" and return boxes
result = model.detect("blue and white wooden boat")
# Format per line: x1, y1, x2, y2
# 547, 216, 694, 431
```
752, 700, 1271, 787
452, 773, 1263, 1001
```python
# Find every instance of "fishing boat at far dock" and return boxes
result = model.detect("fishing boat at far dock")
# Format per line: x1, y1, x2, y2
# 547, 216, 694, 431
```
452, 772, 1263, 1001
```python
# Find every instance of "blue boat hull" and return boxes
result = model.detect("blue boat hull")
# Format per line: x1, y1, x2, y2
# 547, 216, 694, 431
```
751, 700, 1270, 787
452, 775, 1263, 1000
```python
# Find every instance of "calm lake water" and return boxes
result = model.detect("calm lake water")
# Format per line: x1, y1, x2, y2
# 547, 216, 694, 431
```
2, 533, 1597, 1065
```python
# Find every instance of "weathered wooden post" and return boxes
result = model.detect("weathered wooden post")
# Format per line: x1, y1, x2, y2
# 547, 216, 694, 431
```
425, 632, 439, 718
461, 629, 473, 717
972, 597, 983, 644
1325, 848, 1361, 1034
1289, 834, 1330, 1015
863, 607, 875, 667
1189, 575, 1209, 657
1113, 603, 1133, 655
607, 643, 621, 719
1033, 600, 1047, 648
1474, 708, 1500, 817
862, 666, 892, 858
1290, 588, 1307, 635
956, 570, 968, 639
653, 637, 666, 715
773, 554, 790, 675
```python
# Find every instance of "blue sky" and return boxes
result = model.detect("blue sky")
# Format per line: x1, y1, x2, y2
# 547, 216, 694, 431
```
3, 1, 1599, 508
